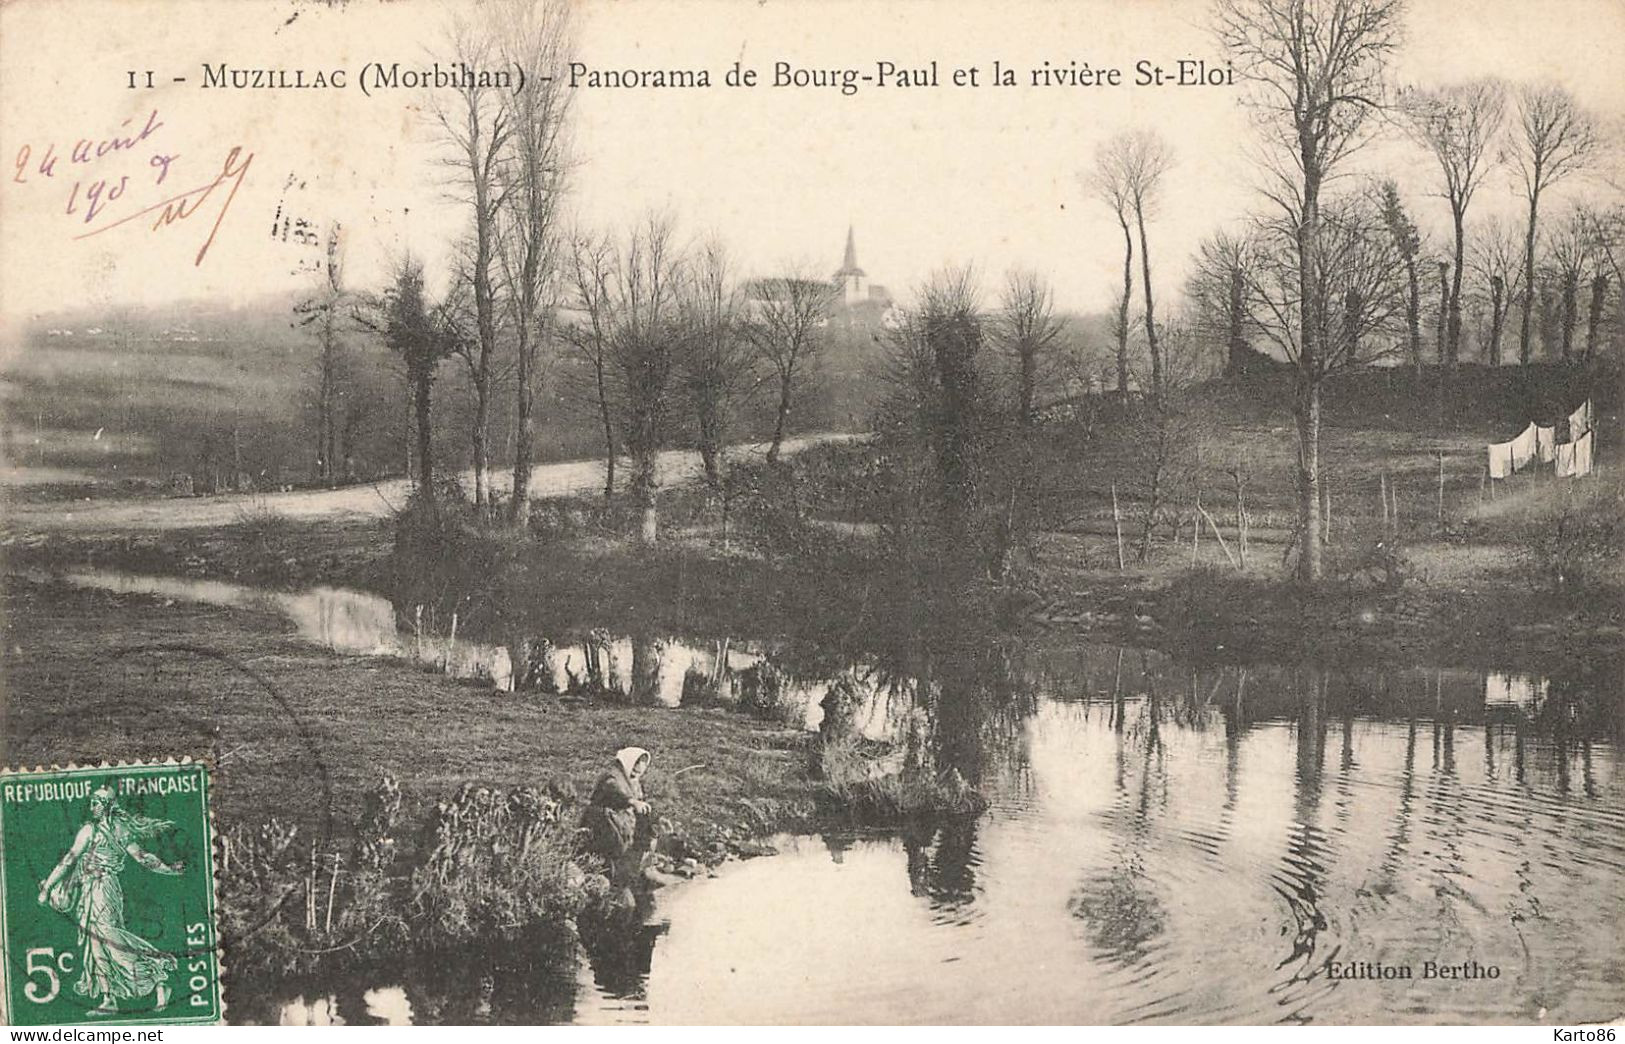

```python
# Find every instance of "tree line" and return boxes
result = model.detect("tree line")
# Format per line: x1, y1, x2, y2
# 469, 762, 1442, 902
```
297, 0, 1619, 586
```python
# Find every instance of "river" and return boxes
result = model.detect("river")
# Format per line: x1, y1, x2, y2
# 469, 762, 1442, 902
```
236, 601, 1622, 1024
34, 570, 1621, 1024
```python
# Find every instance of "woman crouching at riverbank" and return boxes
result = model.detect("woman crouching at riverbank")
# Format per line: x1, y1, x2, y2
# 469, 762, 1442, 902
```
581, 747, 654, 892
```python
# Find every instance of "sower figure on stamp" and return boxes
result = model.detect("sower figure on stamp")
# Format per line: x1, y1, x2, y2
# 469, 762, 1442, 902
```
36, 786, 183, 1015
580, 747, 655, 892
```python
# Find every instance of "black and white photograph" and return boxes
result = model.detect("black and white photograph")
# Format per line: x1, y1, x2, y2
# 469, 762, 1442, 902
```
0, 0, 1621, 1028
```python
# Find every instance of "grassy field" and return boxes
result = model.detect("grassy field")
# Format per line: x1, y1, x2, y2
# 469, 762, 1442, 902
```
1, 577, 820, 850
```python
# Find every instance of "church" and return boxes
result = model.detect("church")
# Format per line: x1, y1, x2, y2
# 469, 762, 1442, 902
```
743, 226, 895, 325
828, 226, 896, 329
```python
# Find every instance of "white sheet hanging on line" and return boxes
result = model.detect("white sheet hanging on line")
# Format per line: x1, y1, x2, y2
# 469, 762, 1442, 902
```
1568, 399, 1593, 439
1487, 440, 1514, 479
1509, 423, 1538, 472
1556, 439, 1578, 477
1575, 429, 1594, 477
1534, 424, 1557, 463
1557, 430, 1596, 479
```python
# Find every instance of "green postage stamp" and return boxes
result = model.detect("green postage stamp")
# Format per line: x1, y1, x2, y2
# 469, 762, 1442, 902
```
0, 761, 223, 1026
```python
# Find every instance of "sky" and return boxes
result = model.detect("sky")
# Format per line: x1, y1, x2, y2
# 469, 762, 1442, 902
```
1, 0, 1623, 331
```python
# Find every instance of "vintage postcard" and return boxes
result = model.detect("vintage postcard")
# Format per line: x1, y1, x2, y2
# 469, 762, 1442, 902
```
0, 762, 223, 1027
1, 0, 1621, 1029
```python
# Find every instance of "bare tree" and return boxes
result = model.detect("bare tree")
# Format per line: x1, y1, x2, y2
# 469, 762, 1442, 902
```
1577, 203, 1621, 360
294, 222, 354, 484
677, 238, 752, 488
1580, 201, 1625, 287
1468, 213, 1524, 365
1512, 83, 1597, 364
993, 269, 1063, 428
562, 229, 620, 500
1243, 197, 1407, 565
1376, 181, 1424, 376
607, 213, 687, 544
495, 0, 575, 526
748, 266, 837, 464
1401, 79, 1507, 368
1545, 205, 1593, 361
429, 11, 511, 510
1186, 228, 1259, 374
1088, 154, 1135, 397
1127, 392, 1209, 564
1213, 0, 1405, 581
1095, 131, 1175, 398
1434, 259, 1449, 363
378, 255, 455, 500
1247, 199, 1408, 372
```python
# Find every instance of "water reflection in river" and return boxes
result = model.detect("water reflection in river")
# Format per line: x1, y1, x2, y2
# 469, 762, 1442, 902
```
41, 569, 1617, 1023
238, 637, 1621, 1026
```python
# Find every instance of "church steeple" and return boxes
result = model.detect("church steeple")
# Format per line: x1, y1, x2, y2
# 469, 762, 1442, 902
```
835, 225, 866, 278
834, 225, 866, 303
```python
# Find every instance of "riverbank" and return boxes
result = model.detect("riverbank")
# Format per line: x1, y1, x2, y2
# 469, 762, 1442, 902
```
8, 488, 1617, 670
2, 577, 830, 969
2, 573, 992, 977
8, 365, 1616, 667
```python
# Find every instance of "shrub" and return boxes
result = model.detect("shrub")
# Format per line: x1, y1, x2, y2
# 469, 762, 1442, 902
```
410, 782, 583, 948
814, 736, 988, 822
1520, 501, 1621, 596
735, 661, 806, 725
221, 776, 593, 973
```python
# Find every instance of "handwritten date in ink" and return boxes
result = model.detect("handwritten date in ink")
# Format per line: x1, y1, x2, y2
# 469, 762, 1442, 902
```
11, 109, 252, 266
74, 146, 255, 266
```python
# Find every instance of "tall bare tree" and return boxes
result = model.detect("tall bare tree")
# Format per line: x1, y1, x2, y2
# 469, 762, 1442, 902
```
1213, 0, 1405, 581
496, 0, 574, 526
1088, 155, 1135, 397
1512, 84, 1597, 364
749, 266, 837, 464
1376, 181, 1424, 376
294, 222, 354, 484
994, 269, 1063, 428
677, 238, 752, 488
429, 12, 510, 510
1095, 131, 1174, 398
607, 213, 687, 544
563, 229, 620, 500
1468, 214, 1524, 366
1401, 79, 1507, 368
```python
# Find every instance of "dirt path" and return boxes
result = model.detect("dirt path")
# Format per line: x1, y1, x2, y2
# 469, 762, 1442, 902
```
3, 434, 862, 534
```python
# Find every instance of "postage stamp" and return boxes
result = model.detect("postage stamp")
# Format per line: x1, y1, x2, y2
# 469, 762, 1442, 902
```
0, 761, 223, 1027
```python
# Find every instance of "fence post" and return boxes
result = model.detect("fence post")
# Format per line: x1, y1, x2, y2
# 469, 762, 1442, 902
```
1112, 483, 1125, 572
1193, 491, 1202, 565
325, 854, 341, 935
1437, 452, 1445, 528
